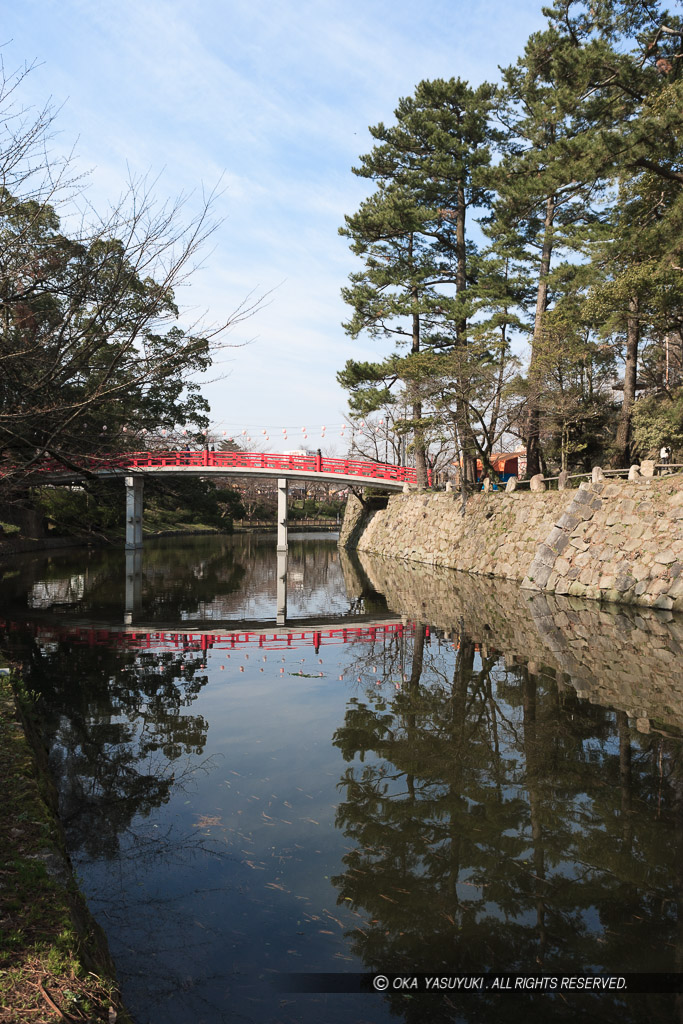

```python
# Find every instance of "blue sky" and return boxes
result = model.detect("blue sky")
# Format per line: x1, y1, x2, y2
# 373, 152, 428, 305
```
5, 0, 547, 451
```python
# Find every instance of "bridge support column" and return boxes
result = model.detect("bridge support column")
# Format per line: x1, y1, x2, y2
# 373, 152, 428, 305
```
277, 478, 288, 552
276, 546, 288, 626
125, 475, 144, 550
124, 548, 143, 625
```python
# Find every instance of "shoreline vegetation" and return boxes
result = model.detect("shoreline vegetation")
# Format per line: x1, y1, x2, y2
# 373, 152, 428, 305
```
0, 672, 133, 1024
0, 472, 344, 559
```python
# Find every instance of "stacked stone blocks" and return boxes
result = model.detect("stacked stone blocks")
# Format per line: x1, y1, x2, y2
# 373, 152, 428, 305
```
339, 474, 683, 612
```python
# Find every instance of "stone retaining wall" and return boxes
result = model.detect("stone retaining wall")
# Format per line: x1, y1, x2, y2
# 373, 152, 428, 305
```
340, 475, 683, 612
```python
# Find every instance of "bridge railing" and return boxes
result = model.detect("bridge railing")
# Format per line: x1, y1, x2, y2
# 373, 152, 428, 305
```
12, 450, 418, 484
37, 450, 418, 483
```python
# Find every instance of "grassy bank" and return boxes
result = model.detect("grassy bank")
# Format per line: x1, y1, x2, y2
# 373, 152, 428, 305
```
0, 672, 132, 1024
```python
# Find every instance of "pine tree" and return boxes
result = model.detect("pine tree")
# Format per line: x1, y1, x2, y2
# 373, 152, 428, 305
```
493, 20, 622, 477
587, 171, 683, 464
339, 78, 498, 487
540, 0, 683, 464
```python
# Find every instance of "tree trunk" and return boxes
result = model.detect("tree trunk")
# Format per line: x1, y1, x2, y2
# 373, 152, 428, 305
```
453, 178, 478, 483
410, 238, 429, 488
617, 711, 632, 851
526, 195, 556, 479
488, 318, 507, 446
405, 623, 425, 803
446, 620, 475, 905
614, 295, 640, 468
455, 180, 467, 341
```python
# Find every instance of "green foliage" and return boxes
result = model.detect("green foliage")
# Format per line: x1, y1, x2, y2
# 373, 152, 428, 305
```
631, 386, 683, 457
32, 478, 244, 537
339, 1, 683, 474
34, 483, 124, 536
339, 77, 518, 482
289, 497, 343, 520
0, 190, 213, 481
0, 62, 261, 506
144, 477, 242, 530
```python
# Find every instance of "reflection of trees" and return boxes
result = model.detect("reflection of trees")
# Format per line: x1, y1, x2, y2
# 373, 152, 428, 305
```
8, 629, 245, 1024
338, 546, 391, 619
23, 641, 210, 859
0, 533, 352, 624
0, 537, 247, 622
332, 628, 682, 1023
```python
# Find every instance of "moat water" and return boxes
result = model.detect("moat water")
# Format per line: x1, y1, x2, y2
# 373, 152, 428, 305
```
1, 533, 683, 1024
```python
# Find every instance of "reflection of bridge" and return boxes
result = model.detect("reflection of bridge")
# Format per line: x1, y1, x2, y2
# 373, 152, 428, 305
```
122, 543, 369, 628
3, 619, 416, 654
26, 450, 420, 550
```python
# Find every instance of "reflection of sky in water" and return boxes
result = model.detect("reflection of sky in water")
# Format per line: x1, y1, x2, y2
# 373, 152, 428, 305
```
67, 641, 401, 1024
36, 630, 683, 1024
28, 574, 85, 608
175, 541, 352, 623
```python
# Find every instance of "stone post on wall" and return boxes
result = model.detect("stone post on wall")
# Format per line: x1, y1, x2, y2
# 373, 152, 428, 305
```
125, 476, 144, 550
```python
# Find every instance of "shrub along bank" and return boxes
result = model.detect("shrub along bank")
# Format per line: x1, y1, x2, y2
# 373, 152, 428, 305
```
2, 477, 245, 546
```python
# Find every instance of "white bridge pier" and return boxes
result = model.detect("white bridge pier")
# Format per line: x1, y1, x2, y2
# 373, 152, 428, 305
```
125, 476, 144, 550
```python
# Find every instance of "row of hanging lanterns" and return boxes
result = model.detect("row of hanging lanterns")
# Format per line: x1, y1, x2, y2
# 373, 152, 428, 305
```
114, 420, 390, 442
221, 423, 363, 444
221, 421, 384, 440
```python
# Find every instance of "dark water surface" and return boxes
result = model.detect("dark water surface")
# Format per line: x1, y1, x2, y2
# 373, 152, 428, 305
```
2, 534, 683, 1024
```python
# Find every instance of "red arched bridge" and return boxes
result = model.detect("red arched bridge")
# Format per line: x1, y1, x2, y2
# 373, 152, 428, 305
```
27, 449, 419, 487
24, 449, 421, 550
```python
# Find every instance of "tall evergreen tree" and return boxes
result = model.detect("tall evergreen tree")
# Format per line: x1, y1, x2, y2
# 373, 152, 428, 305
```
585, 171, 683, 464
494, 24, 615, 476
338, 78, 498, 486
541, 0, 683, 463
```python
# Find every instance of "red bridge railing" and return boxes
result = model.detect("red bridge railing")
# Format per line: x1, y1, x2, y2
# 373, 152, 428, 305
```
23, 450, 418, 485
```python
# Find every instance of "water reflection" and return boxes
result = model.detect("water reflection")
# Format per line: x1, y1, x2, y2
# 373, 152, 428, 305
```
124, 548, 142, 623
0, 533, 351, 626
27, 640, 210, 859
1, 538, 683, 1022
350, 549, 683, 732
332, 620, 683, 1021
277, 546, 287, 625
